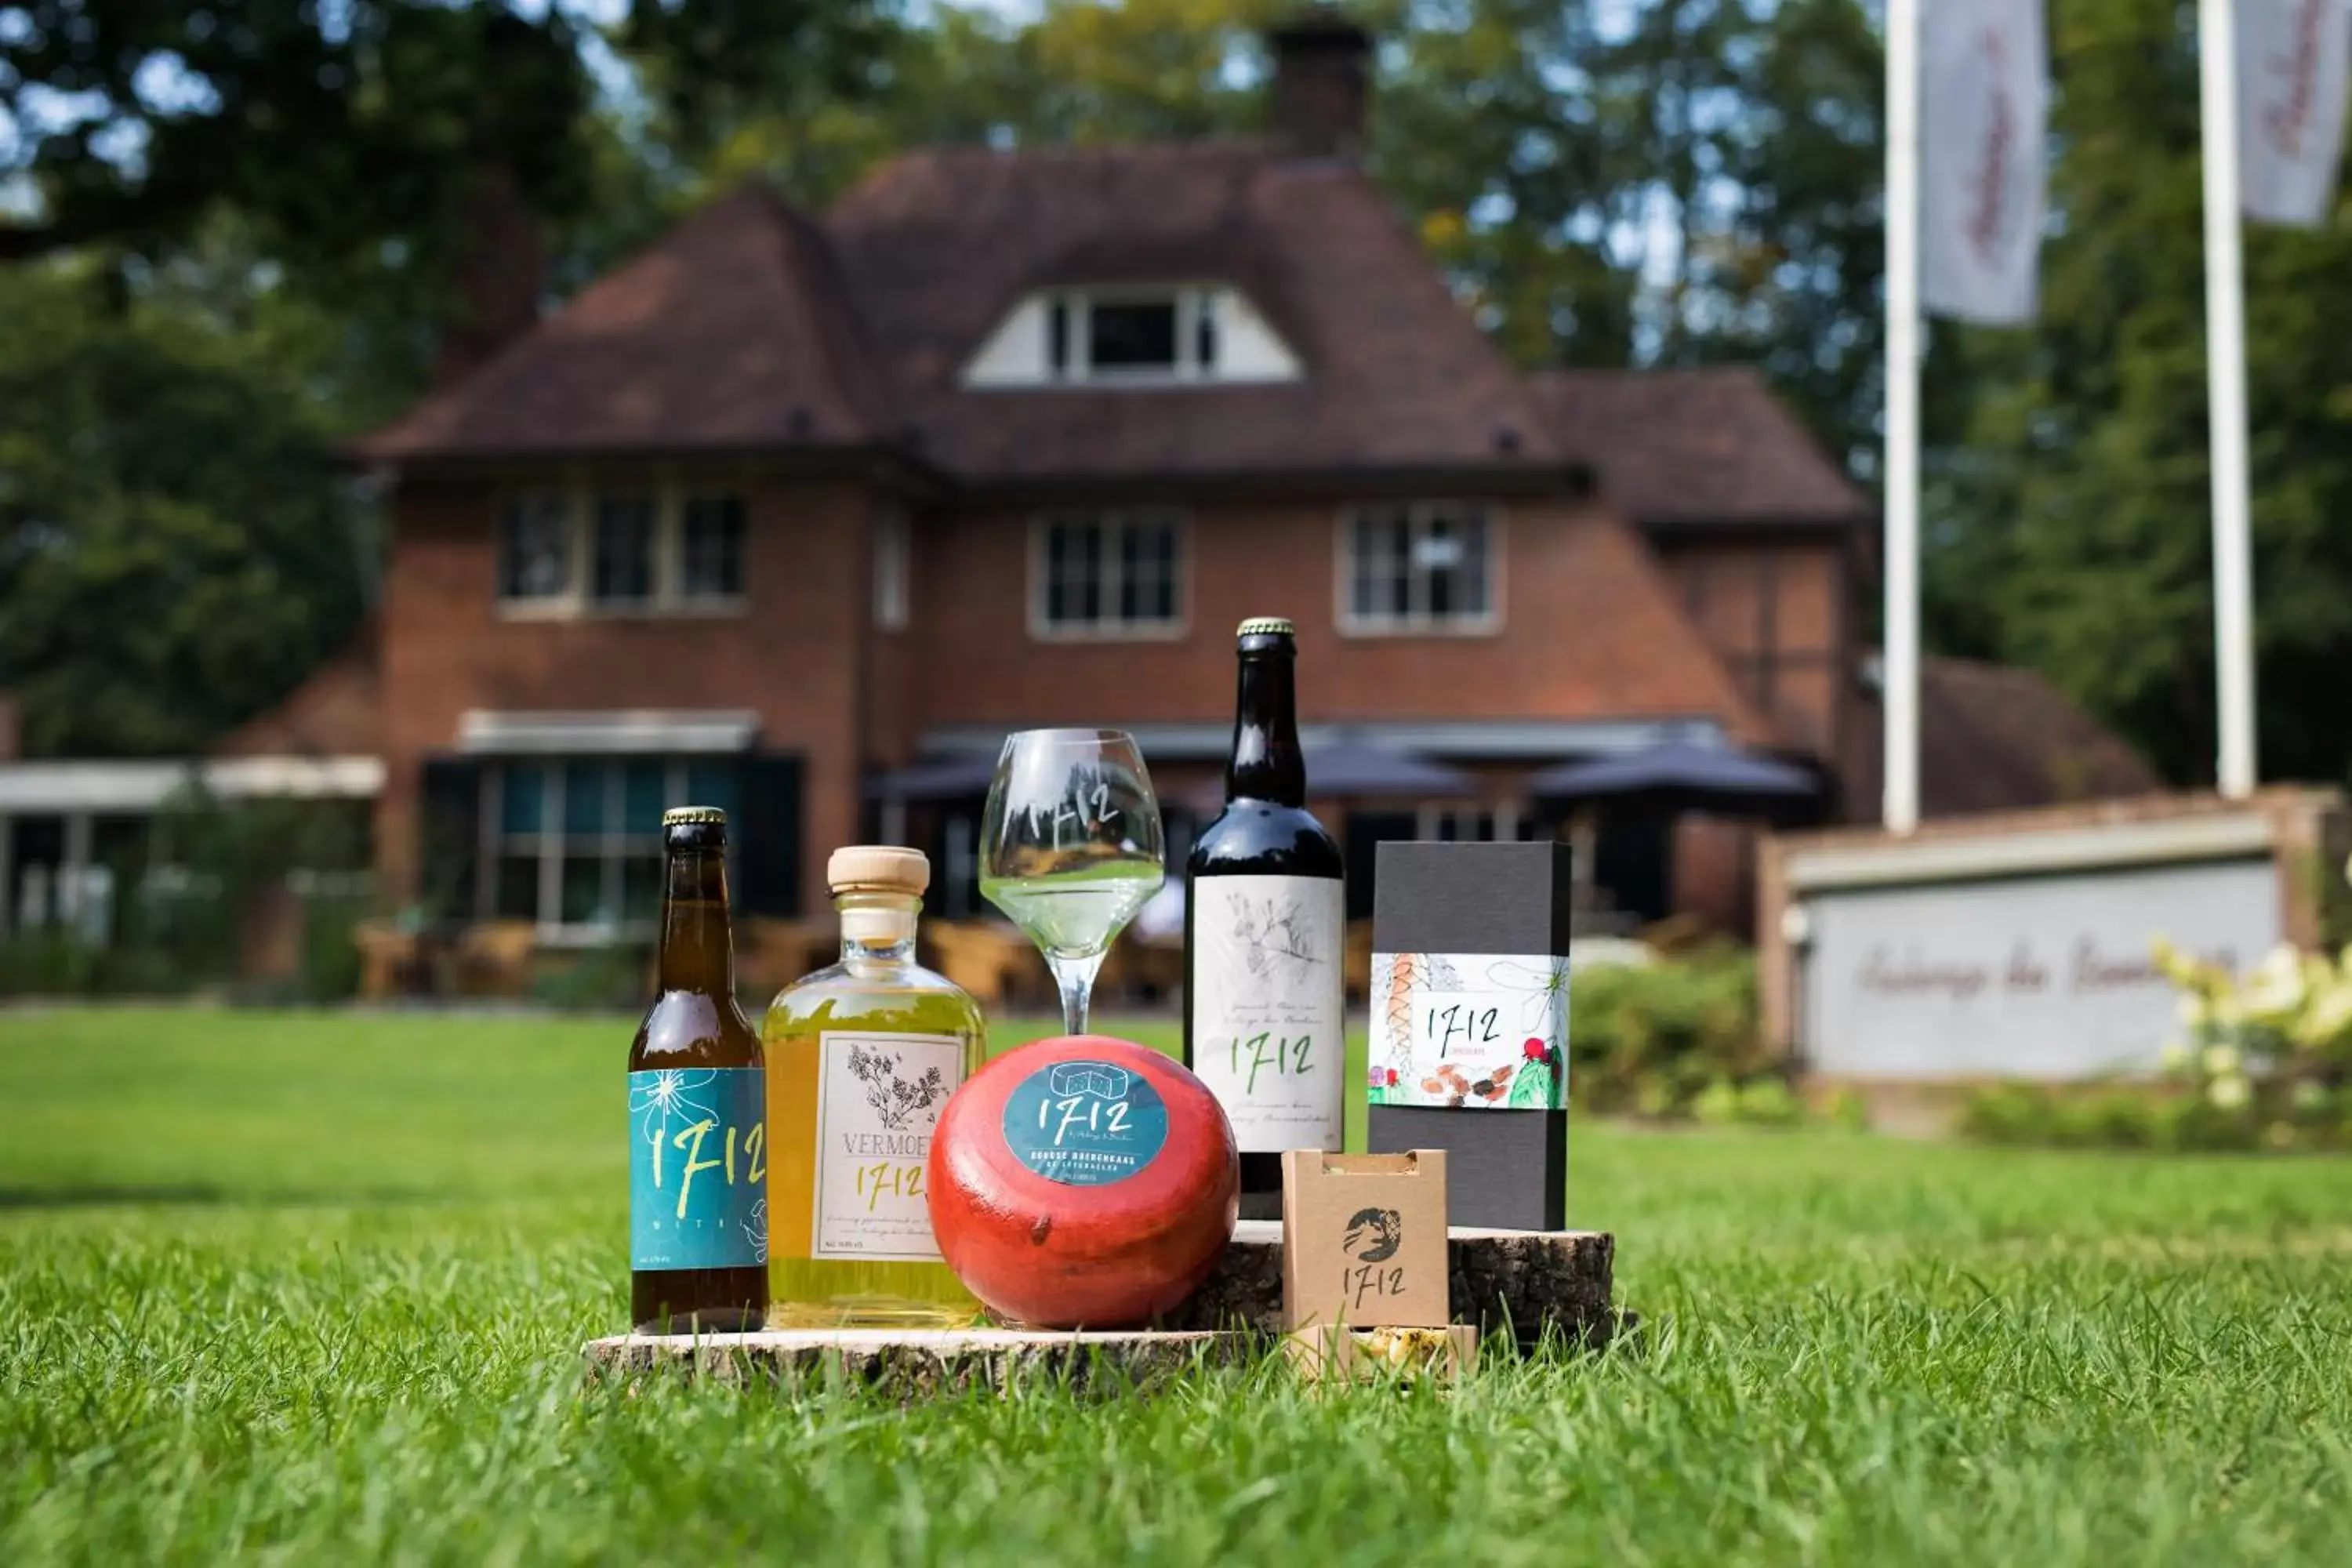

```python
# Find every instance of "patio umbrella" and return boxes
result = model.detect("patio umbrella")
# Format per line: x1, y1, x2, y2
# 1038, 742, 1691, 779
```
863, 755, 998, 802
1179, 738, 1475, 811
1524, 739, 1820, 817
1301, 738, 1476, 798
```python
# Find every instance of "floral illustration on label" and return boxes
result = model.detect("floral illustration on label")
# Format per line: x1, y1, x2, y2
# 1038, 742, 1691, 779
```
628, 1066, 768, 1271
1190, 875, 1345, 1152
1230, 893, 1322, 985
846, 1041, 949, 1131
1367, 952, 1570, 1110
1001, 1058, 1170, 1187
813, 1033, 966, 1261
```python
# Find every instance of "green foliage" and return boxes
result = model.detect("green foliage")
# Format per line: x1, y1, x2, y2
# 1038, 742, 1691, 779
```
1570, 948, 1764, 1115
10, 1010, 2352, 1561
1957, 935, 2352, 1156
1958, 1083, 2289, 1156
0, 793, 372, 1000
1922, 0, 2352, 786
530, 944, 655, 1014
294, 895, 372, 1005
0, 2, 888, 289
1567, 952, 1822, 1126
0, 263, 368, 757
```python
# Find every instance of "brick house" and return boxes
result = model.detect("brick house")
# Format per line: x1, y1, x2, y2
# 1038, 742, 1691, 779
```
0, 14, 2157, 952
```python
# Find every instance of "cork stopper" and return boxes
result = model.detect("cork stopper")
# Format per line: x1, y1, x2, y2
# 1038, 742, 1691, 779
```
828, 845, 931, 896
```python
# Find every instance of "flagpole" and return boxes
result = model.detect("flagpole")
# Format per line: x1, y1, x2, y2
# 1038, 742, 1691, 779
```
1883, 0, 1922, 833
2199, 0, 2259, 798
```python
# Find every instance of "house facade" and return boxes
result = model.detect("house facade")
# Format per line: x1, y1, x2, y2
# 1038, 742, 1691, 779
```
336, 15, 1879, 938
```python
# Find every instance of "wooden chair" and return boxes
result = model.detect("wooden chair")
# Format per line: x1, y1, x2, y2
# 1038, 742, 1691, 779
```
452, 920, 538, 997
739, 917, 826, 998
351, 920, 420, 1000
923, 919, 1049, 1011
1116, 935, 1185, 1004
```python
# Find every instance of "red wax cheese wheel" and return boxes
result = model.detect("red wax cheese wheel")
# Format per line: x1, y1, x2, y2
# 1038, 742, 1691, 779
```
927, 1035, 1238, 1330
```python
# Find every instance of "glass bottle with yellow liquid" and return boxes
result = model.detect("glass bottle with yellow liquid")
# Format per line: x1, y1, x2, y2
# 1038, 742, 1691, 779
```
764, 846, 986, 1326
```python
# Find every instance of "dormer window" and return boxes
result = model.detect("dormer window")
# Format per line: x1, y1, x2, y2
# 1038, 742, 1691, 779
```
967, 285, 1299, 388
1088, 298, 1181, 372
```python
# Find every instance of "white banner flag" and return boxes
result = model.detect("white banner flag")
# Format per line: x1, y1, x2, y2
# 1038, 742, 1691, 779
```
2238, 0, 2351, 227
1920, 0, 2048, 325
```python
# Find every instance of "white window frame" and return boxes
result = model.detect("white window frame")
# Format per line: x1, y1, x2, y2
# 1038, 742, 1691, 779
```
1026, 510, 1191, 642
1334, 503, 1504, 637
873, 505, 911, 632
476, 757, 739, 942
495, 479, 749, 622
1045, 286, 1221, 385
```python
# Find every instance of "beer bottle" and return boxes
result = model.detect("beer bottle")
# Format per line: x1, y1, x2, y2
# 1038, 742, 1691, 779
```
628, 807, 768, 1333
1183, 616, 1346, 1220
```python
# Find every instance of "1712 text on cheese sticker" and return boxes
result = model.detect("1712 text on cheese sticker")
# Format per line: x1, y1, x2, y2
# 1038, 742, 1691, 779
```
1000, 1058, 1171, 1186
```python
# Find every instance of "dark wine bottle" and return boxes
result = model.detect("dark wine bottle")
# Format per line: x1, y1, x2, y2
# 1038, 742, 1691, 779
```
1183, 616, 1346, 1221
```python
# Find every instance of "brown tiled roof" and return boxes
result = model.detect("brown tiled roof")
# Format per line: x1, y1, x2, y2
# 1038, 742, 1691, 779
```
1527, 367, 1871, 528
214, 619, 383, 758
355, 187, 894, 462
826, 142, 1563, 482
360, 144, 1568, 484
1844, 656, 2163, 820
355, 147, 1860, 513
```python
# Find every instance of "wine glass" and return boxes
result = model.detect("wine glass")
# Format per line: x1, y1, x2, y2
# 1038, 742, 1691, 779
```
978, 728, 1166, 1036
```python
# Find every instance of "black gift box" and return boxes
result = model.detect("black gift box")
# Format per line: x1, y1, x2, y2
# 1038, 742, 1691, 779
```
1366, 840, 1571, 1232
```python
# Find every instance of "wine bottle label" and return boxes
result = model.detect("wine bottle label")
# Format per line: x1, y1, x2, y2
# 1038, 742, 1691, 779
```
628, 1067, 768, 1270
1000, 1058, 1171, 1186
1367, 952, 1570, 1110
1189, 874, 1346, 1150
810, 1032, 966, 1260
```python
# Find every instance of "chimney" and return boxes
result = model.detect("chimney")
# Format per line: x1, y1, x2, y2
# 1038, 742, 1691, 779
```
434, 158, 545, 388
1269, 7, 1373, 161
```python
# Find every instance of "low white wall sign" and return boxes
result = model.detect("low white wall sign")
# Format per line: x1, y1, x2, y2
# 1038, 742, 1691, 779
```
1799, 857, 2281, 1080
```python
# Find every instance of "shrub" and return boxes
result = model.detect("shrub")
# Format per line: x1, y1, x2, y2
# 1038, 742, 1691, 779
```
531, 944, 652, 1013
1957, 1084, 2059, 1147
296, 893, 371, 1004
1735, 1076, 1802, 1127
1570, 946, 1762, 1118
0, 931, 107, 996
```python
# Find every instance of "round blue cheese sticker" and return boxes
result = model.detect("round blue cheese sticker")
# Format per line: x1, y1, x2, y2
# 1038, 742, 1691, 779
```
1000, 1058, 1169, 1187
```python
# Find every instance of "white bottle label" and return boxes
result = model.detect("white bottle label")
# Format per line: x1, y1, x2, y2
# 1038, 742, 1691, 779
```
811, 1031, 966, 1261
1189, 874, 1346, 1151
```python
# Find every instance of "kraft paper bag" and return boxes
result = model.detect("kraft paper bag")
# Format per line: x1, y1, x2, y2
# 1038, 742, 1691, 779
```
1279, 1149, 1449, 1330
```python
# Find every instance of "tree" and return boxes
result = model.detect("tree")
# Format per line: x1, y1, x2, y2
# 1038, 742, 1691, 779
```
1922, 0, 2352, 786
1, 2, 891, 316
0, 260, 369, 757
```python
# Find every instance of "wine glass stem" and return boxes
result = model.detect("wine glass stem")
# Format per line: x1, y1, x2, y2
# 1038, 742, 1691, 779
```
1046, 952, 1106, 1036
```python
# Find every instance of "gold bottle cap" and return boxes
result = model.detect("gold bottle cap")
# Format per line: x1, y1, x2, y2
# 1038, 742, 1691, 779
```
1237, 615, 1295, 638
662, 806, 728, 827
828, 845, 931, 895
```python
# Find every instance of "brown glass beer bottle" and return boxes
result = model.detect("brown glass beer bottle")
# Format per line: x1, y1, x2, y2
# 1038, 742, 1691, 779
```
628, 808, 768, 1333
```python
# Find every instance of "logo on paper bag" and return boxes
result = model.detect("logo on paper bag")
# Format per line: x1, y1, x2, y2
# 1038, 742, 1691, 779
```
1283, 1151, 1450, 1331
1343, 1207, 1402, 1263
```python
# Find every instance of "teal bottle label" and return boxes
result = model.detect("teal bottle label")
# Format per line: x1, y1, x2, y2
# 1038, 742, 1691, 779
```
629, 1067, 768, 1270
1000, 1058, 1169, 1187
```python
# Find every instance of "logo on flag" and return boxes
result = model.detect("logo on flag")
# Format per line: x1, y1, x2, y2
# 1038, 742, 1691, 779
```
2239, 0, 2350, 228
1922, 0, 2049, 325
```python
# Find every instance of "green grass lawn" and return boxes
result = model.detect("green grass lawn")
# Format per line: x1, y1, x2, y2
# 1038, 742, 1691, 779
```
6, 1007, 2352, 1565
